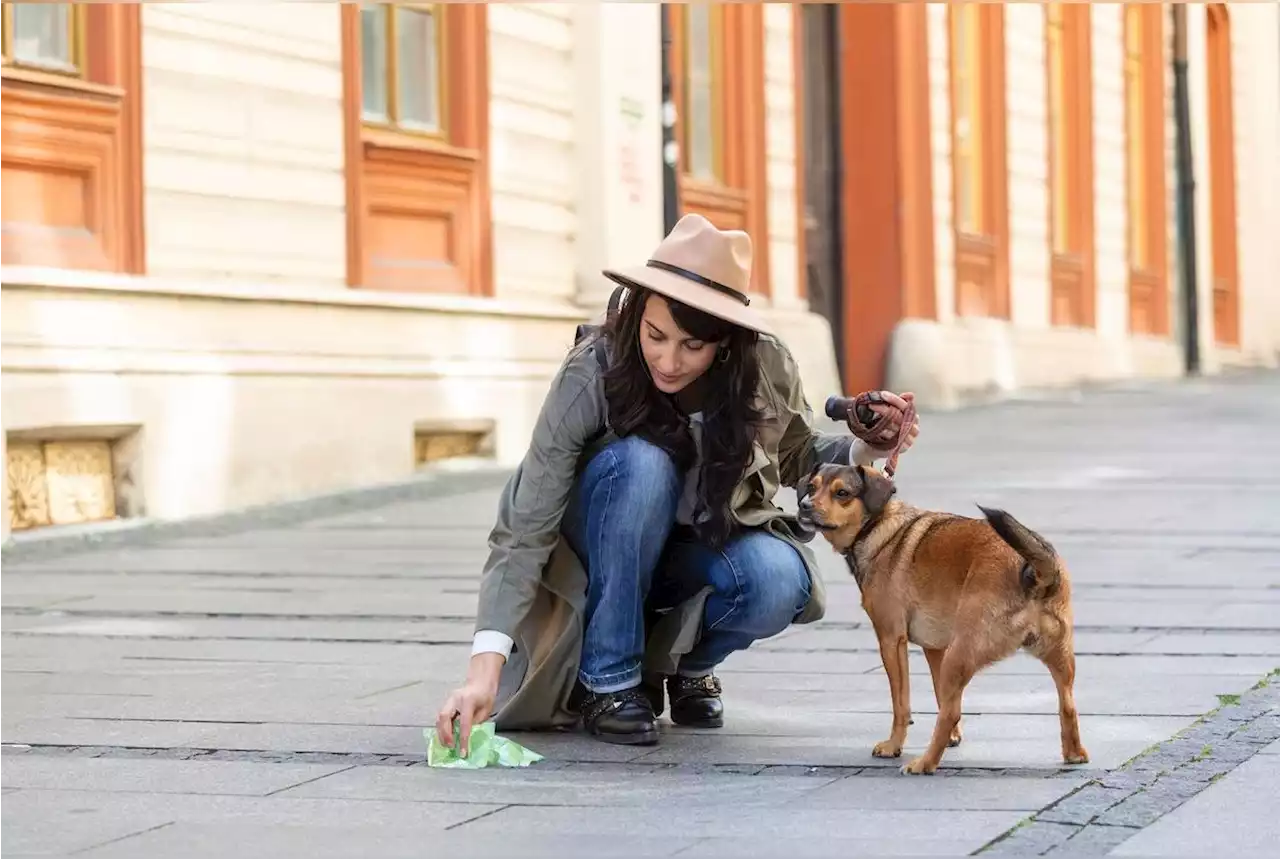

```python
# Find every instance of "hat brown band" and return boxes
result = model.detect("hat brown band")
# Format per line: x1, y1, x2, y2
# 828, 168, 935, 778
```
645, 259, 751, 307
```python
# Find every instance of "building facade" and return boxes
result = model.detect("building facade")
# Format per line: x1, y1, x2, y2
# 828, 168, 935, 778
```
794, 2, 1280, 404
3, 3, 1277, 537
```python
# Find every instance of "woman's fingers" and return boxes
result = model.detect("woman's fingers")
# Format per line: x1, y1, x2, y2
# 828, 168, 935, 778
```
436, 693, 461, 748
457, 704, 476, 758
877, 391, 910, 411
863, 390, 921, 451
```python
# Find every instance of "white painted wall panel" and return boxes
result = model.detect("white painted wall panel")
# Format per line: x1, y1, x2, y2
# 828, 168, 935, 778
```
1004, 4, 1050, 330
764, 4, 800, 308
487, 3, 577, 305
140, 3, 347, 287
927, 3, 955, 325
1092, 5, 1130, 342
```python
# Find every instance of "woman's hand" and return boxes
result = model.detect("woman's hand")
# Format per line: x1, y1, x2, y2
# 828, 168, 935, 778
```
865, 391, 920, 456
435, 653, 504, 757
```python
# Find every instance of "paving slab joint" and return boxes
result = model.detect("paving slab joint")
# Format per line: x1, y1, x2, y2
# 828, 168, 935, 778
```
973, 667, 1280, 856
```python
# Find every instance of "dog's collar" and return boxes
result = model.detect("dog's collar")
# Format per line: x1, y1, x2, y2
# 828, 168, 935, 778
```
853, 512, 882, 546
845, 512, 885, 588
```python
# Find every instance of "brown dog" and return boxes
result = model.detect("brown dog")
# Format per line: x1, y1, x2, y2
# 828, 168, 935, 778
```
798, 462, 1089, 774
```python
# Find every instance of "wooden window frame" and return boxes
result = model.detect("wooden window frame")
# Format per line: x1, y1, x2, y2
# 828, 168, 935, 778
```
1124, 3, 1169, 337
359, 3, 446, 139
341, 3, 491, 295
2, 3, 88, 78
947, 3, 1009, 319
669, 3, 770, 296
1045, 4, 1096, 329
1, 3, 144, 273
1206, 4, 1239, 347
677, 3, 724, 186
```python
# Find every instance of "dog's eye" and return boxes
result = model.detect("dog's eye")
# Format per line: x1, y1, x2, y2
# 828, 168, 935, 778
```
835, 488, 852, 501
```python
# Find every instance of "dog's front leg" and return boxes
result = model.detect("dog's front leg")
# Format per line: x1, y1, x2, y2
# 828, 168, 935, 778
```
872, 633, 910, 758
924, 647, 963, 747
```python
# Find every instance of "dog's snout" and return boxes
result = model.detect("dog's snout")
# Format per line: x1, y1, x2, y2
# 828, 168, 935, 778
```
799, 496, 814, 514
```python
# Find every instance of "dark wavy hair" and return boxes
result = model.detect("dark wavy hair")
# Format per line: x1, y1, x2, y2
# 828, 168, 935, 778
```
599, 285, 764, 548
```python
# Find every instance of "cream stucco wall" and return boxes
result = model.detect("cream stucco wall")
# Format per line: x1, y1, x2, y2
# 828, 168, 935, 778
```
1005, 3, 1051, 333
763, 4, 801, 312
489, 4, 578, 306
0, 270, 588, 526
2, 3, 845, 538
3, 3, 598, 534
1212, 3, 1280, 367
141, 2, 348, 287
1180, 3, 1280, 373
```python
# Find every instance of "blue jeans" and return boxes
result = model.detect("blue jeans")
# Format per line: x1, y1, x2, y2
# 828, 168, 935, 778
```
561, 435, 812, 693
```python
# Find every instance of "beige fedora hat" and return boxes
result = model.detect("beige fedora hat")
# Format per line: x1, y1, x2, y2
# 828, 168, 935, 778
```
601, 213, 773, 336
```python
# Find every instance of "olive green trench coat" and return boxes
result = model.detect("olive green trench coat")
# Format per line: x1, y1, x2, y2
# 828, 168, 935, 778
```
475, 328, 870, 731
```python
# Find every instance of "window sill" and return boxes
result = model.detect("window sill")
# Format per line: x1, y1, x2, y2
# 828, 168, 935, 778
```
362, 125, 480, 163
1, 66, 123, 100
0, 265, 588, 322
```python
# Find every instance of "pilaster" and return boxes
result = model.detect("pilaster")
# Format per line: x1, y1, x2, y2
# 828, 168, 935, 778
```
572, 2, 665, 310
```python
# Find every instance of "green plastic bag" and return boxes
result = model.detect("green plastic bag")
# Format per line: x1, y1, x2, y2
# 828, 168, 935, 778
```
423, 719, 544, 769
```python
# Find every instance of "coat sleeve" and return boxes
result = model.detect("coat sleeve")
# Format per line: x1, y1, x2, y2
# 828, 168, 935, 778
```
474, 346, 606, 641
766, 338, 876, 491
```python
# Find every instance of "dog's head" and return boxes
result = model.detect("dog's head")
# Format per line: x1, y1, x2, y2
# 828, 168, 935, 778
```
798, 462, 897, 553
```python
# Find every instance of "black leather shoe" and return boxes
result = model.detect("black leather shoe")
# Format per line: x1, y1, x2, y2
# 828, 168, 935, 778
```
667, 674, 724, 728
579, 686, 660, 745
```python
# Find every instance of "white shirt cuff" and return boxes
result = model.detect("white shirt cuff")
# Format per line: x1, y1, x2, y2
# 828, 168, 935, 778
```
472, 630, 514, 660
848, 438, 878, 467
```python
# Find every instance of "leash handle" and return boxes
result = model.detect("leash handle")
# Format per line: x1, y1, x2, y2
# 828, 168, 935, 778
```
881, 400, 915, 479
824, 393, 915, 479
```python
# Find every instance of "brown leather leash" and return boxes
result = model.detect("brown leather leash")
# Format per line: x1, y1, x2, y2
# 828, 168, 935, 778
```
824, 392, 917, 479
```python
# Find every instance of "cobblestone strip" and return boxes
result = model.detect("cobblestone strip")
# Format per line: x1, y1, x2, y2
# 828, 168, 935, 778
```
976, 668, 1280, 856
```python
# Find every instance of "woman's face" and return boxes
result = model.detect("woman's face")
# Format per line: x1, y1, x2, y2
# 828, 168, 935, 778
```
639, 294, 720, 394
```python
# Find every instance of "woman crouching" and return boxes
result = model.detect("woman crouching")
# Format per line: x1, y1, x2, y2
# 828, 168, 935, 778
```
436, 214, 919, 749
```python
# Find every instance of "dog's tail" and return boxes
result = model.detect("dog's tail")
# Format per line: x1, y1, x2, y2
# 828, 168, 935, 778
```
976, 505, 1062, 598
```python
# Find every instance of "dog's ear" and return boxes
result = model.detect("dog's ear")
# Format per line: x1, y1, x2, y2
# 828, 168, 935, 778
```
858, 465, 897, 515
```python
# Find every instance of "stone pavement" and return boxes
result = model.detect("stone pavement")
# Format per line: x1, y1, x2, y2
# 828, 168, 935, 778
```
3, 370, 1279, 857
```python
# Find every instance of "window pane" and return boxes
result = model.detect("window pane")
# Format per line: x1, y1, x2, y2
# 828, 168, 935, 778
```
1125, 6, 1148, 269
1047, 8, 1070, 254
685, 6, 716, 181
952, 6, 981, 233
11, 3, 75, 73
396, 7, 441, 132
361, 4, 389, 122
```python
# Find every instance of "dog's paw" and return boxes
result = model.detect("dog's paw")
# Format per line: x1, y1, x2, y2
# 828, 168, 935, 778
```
949, 723, 964, 748
1063, 747, 1090, 765
901, 756, 938, 775
872, 740, 903, 759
